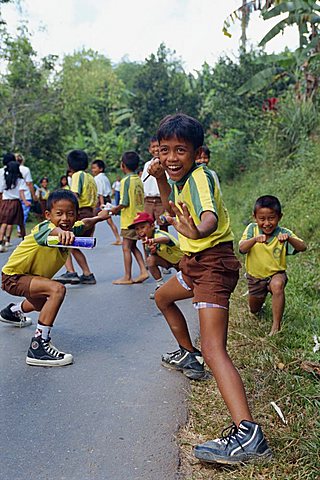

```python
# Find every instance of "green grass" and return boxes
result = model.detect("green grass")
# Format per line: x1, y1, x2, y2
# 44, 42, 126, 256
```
178, 137, 320, 479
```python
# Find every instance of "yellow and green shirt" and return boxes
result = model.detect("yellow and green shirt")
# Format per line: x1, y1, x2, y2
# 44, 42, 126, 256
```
240, 223, 301, 279
169, 164, 233, 255
71, 171, 97, 208
2, 220, 85, 279
120, 173, 144, 229
150, 229, 183, 265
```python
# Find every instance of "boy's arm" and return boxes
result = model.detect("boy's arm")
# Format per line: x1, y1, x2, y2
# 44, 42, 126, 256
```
278, 232, 307, 252
81, 210, 111, 230
168, 201, 217, 239
143, 235, 170, 247
147, 159, 173, 215
239, 235, 266, 254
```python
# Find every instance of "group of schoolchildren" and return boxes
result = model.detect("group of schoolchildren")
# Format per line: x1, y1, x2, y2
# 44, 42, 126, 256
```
0, 113, 307, 467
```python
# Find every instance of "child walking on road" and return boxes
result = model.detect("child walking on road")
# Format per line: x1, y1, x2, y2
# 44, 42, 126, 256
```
0, 161, 30, 250
110, 151, 148, 285
0, 189, 110, 366
239, 195, 306, 335
147, 113, 272, 466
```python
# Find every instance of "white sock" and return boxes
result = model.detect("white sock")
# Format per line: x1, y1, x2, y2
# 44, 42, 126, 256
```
35, 323, 51, 340
156, 277, 164, 287
10, 302, 24, 314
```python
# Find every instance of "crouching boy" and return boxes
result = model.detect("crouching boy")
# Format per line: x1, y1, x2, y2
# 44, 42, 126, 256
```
0, 189, 110, 366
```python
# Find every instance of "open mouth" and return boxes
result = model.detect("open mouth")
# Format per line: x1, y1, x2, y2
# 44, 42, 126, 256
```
166, 165, 183, 176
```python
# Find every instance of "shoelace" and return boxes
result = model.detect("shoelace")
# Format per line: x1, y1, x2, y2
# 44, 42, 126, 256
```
13, 311, 27, 328
166, 349, 183, 360
42, 339, 63, 358
219, 424, 246, 452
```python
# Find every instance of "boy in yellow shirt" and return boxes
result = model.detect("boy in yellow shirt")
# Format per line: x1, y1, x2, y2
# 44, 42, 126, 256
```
128, 211, 183, 298
148, 113, 272, 465
56, 150, 97, 285
109, 151, 148, 285
239, 195, 306, 335
0, 190, 109, 366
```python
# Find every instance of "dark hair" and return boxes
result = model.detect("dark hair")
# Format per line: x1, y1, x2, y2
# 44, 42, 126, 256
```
67, 149, 88, 172
47, 189, 79, 212
4, 161, 22, 190
3, 153, 16, 167
59, 175, 68, 187
121, 151, 140, 172
157, 113, 204, 150
92, 159, 105, 172
149, 135, 158, 144
254, 195, 282, 215
40, 176, 49, 184
201, 145, 210, 158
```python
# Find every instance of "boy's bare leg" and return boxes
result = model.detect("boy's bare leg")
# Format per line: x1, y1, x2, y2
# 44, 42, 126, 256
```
5, 224, 13, 241
65, 254, 76, 273
199, 307, 253, 426
155, 275, 194, 350
147, 255, 171, 281
268, 273, 286, 335
70, 249, 91, 276
107, 218, 122, 244
132, 242, 149, 283
248, 295, 265, 315
0, 223, 7, 242
27, 276, 66, 326
113, 237, 134, 284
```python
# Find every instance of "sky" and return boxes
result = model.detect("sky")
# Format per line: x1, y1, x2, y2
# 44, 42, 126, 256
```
2, 0, 299, 72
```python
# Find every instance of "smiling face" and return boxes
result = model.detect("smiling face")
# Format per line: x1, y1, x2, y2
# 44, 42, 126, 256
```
196, 151, 209, 166
91, 163, 102, 177
134, 221, 155, 239
254, 207, 282, 236
45, 199, 77, 230
159, 136, 199, 182
149, 140, 160, 158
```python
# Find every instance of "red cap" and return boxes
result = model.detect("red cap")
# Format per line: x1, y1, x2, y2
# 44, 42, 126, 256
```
128, 211, 154, 229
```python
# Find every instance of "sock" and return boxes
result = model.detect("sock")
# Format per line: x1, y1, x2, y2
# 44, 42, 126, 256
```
35, 323, 51, 340
156, 277, 164, 287
10, 302, 24, 314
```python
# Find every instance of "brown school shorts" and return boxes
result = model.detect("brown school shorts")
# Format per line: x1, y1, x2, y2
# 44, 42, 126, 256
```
246, 271, 288, 298
78, 207, 95, 237
179, 242, 241, 308
121, 228, 138, 241
1, 273, 47, 311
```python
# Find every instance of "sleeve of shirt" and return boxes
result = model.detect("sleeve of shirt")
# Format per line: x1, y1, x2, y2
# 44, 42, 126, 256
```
280, 227, 300, 255
190, 169, 216, 219
71, 171, 84, 196
240, 223, 255, 242
120, 177, 130, 207
24, 167, 33, 183
33, 221, 56, 246
72, 221, 85, 236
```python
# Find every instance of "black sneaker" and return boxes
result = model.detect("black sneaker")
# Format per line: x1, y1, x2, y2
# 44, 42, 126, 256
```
79, 273, 96, 285
26, 336, 73, 366
161, 346, 206, 380
0, 303, 32, 327
54, 272, 80, 284
194, 420, 272, 465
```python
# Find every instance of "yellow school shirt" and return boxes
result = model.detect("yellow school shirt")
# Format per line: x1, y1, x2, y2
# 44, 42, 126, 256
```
240, 223, 301, 279
152, 229, 183, 265
71, 171, 97, 208
120, 173, 144, 229
3, 220, 85, 278
170, 165, 233, 255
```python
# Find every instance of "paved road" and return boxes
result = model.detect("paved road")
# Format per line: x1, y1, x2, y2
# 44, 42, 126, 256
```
0, 219, 199, 480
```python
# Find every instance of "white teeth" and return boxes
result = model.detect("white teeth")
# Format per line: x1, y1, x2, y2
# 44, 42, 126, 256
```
167, 165, 180, 171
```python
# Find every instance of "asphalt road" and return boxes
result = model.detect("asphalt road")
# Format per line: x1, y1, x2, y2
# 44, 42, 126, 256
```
0, 219, 200, 480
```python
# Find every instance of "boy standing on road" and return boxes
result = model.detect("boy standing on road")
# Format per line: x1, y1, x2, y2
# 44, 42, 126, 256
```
110, 151, 148, 285
55, 150, 97, 285
148, 113, 272, 465
239, 195, 306, 336
128, 211, 183, 298
0, 190, 110, 366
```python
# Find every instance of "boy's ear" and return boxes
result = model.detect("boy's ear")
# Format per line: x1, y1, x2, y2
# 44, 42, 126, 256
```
44, 210, 51, 221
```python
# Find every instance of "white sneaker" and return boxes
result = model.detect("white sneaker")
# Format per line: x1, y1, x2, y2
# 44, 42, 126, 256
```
0, 244, 8, 253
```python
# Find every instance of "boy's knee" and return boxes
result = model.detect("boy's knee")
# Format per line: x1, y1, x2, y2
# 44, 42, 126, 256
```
51, 282, 66, 298
147, 255, 156, 267
154, 287, 169, 310
270, 282, 285, 295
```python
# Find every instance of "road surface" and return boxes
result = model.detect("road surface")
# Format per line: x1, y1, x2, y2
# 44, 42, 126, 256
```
0, 219, 200, 480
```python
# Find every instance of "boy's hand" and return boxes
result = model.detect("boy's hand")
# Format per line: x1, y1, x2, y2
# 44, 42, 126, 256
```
57, 229, 75, 245
97, 209, 111, 220
278, 232, 289, 243
143, 237, 157, 253
167, 201, 200, 239
147, 158, 166, 179
255, 234, 267, 243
